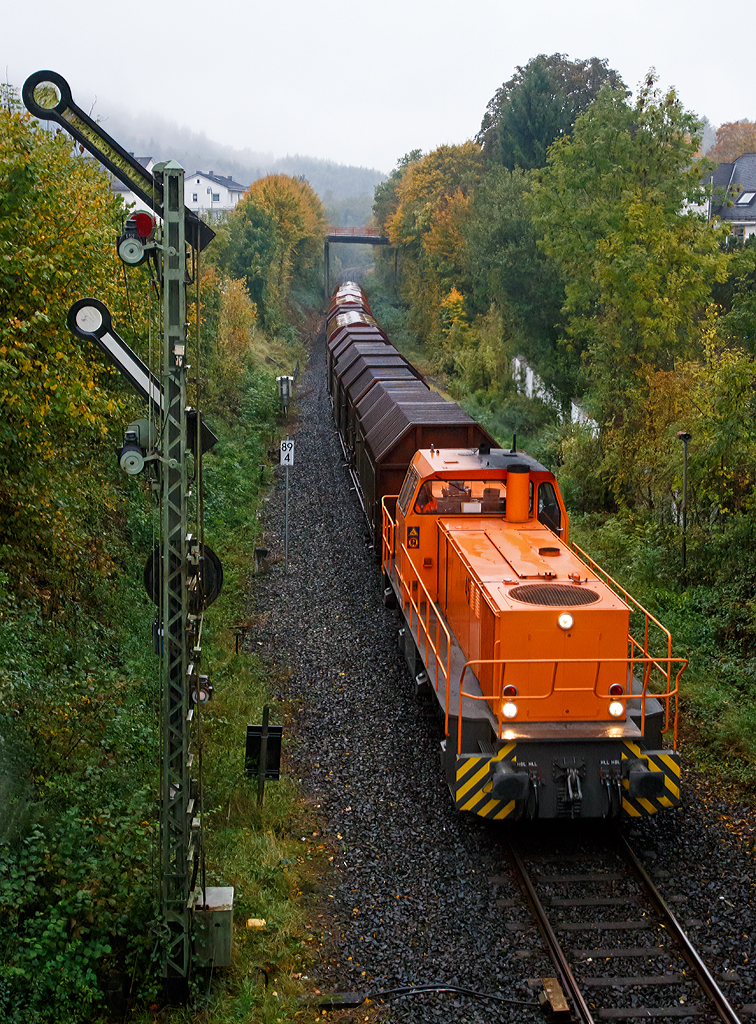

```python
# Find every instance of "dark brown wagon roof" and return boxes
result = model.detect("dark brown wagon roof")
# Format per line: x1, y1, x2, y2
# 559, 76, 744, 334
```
331, 338, 393, 371
365, 400, 485, 464
328, 329, 391, 369
341, 354, 417, 394
346, 366, 421, 409
334, 344, 404, 385
356, 379, 431, 421
327, 309, 378, 337
358, 388, 447, 439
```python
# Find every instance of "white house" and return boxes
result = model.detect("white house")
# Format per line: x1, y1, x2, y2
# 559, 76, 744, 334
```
511, 354, 597, 432
708, 152, 756, 242
185, 172, 247, 214
112, 161, 247, 217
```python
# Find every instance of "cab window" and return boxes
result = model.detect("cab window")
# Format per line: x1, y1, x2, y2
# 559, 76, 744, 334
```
414, 479, 506, 515
398, 466, 420, 516
537, 481, 562, 535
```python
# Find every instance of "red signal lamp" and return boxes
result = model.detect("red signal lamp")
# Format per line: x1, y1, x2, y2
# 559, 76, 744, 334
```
118, 211, 157, 266
131, 211, 156, 240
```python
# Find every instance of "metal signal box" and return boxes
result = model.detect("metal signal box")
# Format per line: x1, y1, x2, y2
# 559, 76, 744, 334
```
194, 887, 234, 967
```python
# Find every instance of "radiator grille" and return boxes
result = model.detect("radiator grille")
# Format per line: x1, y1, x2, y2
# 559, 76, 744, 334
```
508, 583, 600, 607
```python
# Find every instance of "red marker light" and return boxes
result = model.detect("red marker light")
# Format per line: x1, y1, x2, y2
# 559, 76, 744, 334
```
132, 211, 156, 240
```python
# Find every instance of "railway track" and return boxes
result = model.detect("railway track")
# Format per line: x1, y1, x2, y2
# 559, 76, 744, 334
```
501, 825, 748, 1023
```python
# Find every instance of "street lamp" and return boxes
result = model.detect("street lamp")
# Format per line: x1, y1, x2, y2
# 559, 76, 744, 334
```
677, 431, 692, 575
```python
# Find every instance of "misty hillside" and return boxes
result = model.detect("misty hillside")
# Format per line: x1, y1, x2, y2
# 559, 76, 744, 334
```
99, 108, 386, 207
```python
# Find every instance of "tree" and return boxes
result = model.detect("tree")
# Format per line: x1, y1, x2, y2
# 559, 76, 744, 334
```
461, 165, 571, 397
372, 150, 422, 291
245, 173, 325, 279
707, 120, 756, 162
373, 149, 423, 233
528, 75, 731, 499
477, 53, 625, 169
220, 173, 325, 324
219, 200, 281, 310
386, 142, 483, 262
384, 143, 483, 341
0, 90, 137, 580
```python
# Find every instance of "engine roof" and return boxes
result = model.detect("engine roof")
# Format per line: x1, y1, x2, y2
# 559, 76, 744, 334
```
415, 447, 553, 477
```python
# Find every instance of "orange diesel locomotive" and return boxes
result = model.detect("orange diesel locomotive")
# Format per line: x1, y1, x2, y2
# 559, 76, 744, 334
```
330, 284, 686, 821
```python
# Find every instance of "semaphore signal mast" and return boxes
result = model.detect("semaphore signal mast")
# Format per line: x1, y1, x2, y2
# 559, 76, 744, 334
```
23, 71, 230, 1002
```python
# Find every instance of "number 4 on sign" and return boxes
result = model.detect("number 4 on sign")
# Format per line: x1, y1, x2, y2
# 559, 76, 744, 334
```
280, 439, 294, 466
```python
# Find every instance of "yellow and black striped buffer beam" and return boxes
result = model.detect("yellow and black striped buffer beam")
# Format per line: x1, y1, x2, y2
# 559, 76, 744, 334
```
454, 744, 517, 820
621, 742, 681, 818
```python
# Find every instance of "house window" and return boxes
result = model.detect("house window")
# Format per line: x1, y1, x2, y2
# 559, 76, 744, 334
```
212, 193, 220, 203
192, 193, 198, 202
196, 178, 200, 184
736, 191, 756, 206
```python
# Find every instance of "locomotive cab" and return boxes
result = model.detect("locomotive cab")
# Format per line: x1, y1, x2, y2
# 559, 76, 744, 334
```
393, 446, 568, 605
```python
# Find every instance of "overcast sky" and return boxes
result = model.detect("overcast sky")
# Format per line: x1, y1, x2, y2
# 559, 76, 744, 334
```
4, 0, 753, 174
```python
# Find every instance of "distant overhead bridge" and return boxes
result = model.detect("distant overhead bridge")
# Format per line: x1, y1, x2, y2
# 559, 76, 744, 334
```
324, 226, 392, 297
327, 226, 390, 245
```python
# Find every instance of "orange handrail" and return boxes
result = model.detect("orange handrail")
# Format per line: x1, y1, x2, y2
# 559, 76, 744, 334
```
455, 656, 687, 754
397, 543, 452, 698
381, 498, 452, 695
381, 495, 398, 578
571, 541, 676, 734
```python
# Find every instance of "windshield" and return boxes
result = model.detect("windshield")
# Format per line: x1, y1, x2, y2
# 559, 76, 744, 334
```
413, 479, 507, 515
537, 481, 562, 535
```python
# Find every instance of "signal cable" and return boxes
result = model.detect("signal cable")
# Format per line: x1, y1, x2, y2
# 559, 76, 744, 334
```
317, 982, 539, 1010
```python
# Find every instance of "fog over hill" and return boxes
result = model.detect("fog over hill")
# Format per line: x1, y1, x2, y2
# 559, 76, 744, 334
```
99, 107, 387, 205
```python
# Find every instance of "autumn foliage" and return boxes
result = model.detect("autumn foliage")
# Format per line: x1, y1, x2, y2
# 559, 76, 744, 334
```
0, 94, 141, 587
219, 173, 325, 325
376, 73, 756, 522
0, 88, 309, 1022
707, 119, 756, 162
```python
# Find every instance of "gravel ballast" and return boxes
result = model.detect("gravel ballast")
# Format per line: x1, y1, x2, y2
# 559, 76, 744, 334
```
249, 322, 756, 1021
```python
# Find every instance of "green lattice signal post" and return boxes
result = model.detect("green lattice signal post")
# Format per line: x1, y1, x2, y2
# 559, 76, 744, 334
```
156, 161, 193, 999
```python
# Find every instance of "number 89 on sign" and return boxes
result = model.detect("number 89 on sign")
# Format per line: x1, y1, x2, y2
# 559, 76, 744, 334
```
280, 440, 294, 466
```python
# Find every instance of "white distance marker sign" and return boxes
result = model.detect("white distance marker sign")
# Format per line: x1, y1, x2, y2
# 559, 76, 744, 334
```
280, 440, 294, 466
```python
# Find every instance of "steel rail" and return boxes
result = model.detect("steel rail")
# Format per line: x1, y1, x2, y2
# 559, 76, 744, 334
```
613, 827, 743, 1024
505, 837, 597, 1024
506, 830, 744, 1024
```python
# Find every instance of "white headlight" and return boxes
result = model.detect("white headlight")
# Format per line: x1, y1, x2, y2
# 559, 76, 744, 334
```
558, 613, 574, 630
608, 701, 625, 718
501, 701, 518, 719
